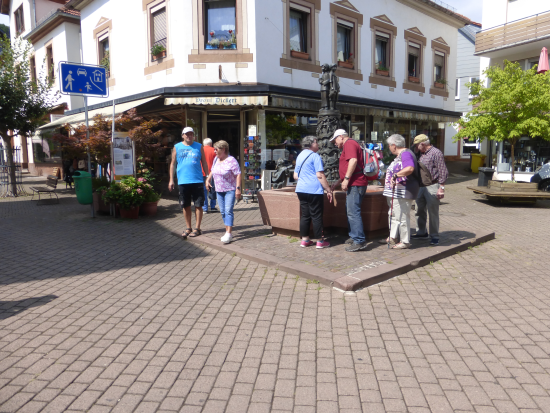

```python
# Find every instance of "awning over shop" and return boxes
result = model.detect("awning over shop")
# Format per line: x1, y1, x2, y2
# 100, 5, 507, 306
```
37, 96, 161, 132
165, 96, 268, 106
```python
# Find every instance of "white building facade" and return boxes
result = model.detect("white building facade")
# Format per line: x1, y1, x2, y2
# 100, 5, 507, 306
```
3, 0, 472, 180
475, 0, 550, 181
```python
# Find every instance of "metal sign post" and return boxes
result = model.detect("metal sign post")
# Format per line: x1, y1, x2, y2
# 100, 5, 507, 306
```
59, 61, 109, 219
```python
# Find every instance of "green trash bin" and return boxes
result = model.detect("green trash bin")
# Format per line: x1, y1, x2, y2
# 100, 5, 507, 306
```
72, 170, 93, 205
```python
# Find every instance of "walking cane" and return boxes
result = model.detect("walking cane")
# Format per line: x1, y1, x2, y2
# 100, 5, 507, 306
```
388, 182, 395, 249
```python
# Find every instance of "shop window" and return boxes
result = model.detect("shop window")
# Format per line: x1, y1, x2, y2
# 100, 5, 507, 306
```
46, 45, 54, 83
434, 51, 445, 86
375, 33, 390, 74
30, 56, 36, 83
32, 135, 62, 164
14, 5, 24, 36
150, 4, 167, 60
289, 7, 309, 58
337, 21, 353, 63
455, 78, 460, 100
205, 0, 236, 49
408, 43, 420, 80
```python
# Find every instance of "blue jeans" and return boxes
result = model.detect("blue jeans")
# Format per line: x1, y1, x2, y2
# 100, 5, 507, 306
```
217, 190, 236, 227
346, 185, 367, 244
203, 178, 216, 211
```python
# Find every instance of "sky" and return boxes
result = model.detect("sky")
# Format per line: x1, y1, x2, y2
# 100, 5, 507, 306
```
0, 0, 483, 29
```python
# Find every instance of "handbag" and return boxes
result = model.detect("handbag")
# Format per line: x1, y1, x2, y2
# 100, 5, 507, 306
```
208, 157, 217, 200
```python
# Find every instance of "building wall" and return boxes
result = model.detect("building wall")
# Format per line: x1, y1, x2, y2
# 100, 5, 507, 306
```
256, 0, 459, 113
34, 0, 62, 25
78, 0, 460, 115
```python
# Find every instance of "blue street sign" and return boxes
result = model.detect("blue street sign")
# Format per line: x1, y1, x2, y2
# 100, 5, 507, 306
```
59, 62, 108, 97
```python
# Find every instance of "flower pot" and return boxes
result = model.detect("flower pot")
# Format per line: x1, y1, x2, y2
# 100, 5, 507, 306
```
218, 44, 224, 49
291, 50, 309, 60
434, 82, 445, 89
93, 192, 110, 214
338, 61, 354, 69
152, 50, 166, 61
224, 43, 237, 50
140, 201, 158, 216
376, 69, 389, 77
205, 44, 217, 50
119, 206, 140, 219
408, 76, 420, 83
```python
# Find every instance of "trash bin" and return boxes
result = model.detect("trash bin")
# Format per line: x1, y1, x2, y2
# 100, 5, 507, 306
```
470, 153, 487, 173
72, 170, 93, 205
478, 167, 494, 186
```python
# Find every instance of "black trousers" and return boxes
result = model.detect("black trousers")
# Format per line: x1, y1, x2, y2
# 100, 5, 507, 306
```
297, 192, 324, 239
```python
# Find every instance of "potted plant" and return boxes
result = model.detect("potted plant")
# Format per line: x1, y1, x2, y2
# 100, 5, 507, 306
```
434, 78, 446, 88
206, 38, 219, 49
101, 51, 110, 77
139, 178, 162, 216
290, 47, 309, 60
223, 40, 236, 50
338, 53, 354, 69
151, 44, 166, 61
92, 176, 110, 214
376, 63, 389, 77
408, 75, 420, 83
102, 177, 144, 219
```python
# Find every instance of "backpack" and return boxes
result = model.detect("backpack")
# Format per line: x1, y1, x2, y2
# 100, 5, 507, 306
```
404, 149, 433, 187
360, 144, 380, 181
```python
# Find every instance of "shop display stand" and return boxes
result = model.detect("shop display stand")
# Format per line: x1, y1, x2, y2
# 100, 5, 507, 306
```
243, 135, 262, 204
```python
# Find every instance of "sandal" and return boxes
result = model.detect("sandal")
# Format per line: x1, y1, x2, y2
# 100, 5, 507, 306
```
189, 229, 202, 237
181, 228, 192, 239
378, 237, 396, 245
391, 242, 411, 249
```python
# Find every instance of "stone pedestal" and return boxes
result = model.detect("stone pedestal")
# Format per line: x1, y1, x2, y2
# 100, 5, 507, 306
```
258, 187, 389, 238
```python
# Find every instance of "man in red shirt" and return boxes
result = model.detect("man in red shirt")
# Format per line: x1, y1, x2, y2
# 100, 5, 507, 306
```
330, 129, 369, 252
202, 138, 217, 213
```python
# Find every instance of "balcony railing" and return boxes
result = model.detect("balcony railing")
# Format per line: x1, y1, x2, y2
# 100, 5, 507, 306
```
475, 10, 550, 55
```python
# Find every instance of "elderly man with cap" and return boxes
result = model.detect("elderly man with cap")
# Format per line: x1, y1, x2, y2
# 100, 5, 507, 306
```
330, 129, 369, 252
411, 134, 448, 246
169, 127, 209, 239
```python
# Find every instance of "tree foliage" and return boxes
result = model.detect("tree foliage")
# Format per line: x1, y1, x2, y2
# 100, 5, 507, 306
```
0, 37, 59, 195
455, 61, 550, 181
51, 108, 165, 170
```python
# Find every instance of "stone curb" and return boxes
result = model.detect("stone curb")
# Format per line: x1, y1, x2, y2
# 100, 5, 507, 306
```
177, 231, 495, 291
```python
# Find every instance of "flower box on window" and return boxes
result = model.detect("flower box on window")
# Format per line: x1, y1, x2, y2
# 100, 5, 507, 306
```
338, 61, 354, 69
291, 50, 309, 60
376, 69, 389, 77
206, 44, 217, 50
224, 43, 237, 50
434, 82, 445, 89
408, 76, 420, 83
152, 50, 166, 61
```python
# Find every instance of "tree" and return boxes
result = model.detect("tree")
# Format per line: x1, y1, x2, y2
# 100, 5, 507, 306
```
52, 108, 164, 175
0, 37, 59, 195
455, 60, 550, 181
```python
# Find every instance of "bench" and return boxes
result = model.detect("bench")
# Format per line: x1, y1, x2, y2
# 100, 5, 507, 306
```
30, 175, 59, 205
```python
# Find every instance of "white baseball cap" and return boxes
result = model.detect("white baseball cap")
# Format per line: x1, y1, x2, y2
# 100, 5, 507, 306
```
182, 127, 194, 135
330, 129, 347, 142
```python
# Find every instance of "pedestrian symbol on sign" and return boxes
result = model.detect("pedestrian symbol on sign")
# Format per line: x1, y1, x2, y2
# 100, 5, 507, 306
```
64, 71, 74, 91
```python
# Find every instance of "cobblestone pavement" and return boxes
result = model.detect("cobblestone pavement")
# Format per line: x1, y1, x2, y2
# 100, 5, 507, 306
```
1, 167, 550, 412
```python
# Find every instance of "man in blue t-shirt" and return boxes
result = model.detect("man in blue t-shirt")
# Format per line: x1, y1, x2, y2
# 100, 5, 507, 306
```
169, 127, 209, 239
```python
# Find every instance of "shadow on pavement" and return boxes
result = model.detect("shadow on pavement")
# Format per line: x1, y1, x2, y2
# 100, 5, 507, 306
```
0, 295, 57, 320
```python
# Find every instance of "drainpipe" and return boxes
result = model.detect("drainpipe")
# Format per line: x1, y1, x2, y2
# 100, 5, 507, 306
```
32, 0, 37, 28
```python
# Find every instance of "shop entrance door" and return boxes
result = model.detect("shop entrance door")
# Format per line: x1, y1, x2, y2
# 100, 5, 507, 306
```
207, 111, 240, 161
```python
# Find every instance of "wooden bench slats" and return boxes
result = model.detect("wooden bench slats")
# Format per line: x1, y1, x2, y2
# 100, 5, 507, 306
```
30, 175, 59, 205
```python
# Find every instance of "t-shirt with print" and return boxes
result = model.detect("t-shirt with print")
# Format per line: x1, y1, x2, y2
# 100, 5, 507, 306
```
338, 139, 368, 187
212, 156, 241, 193
176, 141, 203, 185
295, 149, 324, 195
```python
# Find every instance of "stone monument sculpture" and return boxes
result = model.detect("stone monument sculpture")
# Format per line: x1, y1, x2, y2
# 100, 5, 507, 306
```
317, 63, 341, 182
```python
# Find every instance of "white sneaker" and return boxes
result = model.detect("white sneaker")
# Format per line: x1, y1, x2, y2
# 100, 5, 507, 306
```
221, 233, 233, 244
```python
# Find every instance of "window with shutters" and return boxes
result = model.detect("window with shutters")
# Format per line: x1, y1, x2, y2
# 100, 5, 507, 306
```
434, 51, 445, 86
369, 16, 396, 88
14, 5, 24, 36
330, 4, 362, 81
46, 45, 54, 83
30, 56, 37, 83
408, 43, 420, 79
375, 32, 390, 74
150, 4, 167, 61
403, 29, 426, 92
429, 39, 450, 97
